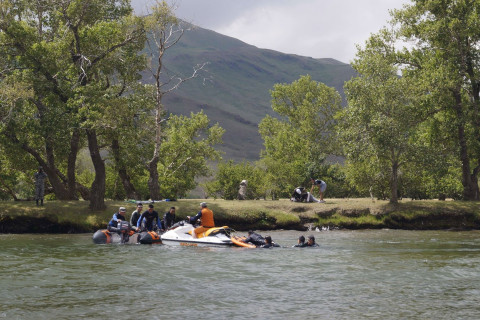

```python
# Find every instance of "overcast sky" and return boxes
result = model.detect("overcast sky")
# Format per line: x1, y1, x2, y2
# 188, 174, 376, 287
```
131, 0, 410, 64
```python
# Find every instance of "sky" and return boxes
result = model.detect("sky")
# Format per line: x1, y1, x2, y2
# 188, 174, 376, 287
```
131, 0, 410, 64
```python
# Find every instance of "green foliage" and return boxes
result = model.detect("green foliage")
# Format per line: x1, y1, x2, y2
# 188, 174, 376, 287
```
205, 160, 268, 200
156, 111, 225, 199
339, 29, 426, 203
259, 75, 342, 197
390, 0, 480, 200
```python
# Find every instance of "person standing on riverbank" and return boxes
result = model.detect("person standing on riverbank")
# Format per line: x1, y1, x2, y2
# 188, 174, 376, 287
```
34, 166, 48, 206
311, 178, 327, 203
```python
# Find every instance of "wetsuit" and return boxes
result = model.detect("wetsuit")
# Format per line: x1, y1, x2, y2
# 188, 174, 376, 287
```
163, 211, 176, 230
243, 232, 265, 246
293, 242, 308, 247
130, 210, 142, 230
305, 243, 319, 247
137, 210, 161, 231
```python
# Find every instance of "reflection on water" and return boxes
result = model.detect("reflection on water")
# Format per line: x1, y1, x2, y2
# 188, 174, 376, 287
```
1, 230, 479, 320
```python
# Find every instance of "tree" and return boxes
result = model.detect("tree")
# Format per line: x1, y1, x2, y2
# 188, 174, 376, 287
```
340, 30, 423, 203
205, 160, 268, 200
156, 111, 224, 199
259, 75, 342, 197
392, 0, 480, 200
143, 0, 207, 199
0, 0, 146, 209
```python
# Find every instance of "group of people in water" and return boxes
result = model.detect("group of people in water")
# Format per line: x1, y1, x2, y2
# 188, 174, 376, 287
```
107, 201, 320, 248
240, 230, 319, 248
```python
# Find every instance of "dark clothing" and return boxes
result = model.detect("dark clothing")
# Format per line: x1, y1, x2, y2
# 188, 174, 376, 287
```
243, 232, 265, 246
260, 243, 274, 248
163, 211, 176, 230
137, 210, 161, 231
130, 210, 141, 227
293, 243, 308, 248
34, 171, 48, 202
291, 187, 308, 202
306, 243, 319, 247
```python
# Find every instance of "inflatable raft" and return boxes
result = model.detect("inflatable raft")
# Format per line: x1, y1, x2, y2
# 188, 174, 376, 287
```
92, 229, 162, 244
231, 236, 257, 248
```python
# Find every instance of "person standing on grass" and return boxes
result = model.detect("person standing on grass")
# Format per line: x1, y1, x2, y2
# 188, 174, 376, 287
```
34, 166, 48, 206
310, 178, 327, 203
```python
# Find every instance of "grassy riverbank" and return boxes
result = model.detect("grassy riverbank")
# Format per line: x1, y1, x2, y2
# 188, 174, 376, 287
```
1, 198, 479, 233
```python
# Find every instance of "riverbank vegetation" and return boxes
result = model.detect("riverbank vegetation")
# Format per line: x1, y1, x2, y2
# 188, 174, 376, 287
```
1, 1, 480, 210
1, 199, 479, 234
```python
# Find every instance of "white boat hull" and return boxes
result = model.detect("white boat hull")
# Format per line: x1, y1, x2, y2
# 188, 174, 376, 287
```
161, 222, 233, 247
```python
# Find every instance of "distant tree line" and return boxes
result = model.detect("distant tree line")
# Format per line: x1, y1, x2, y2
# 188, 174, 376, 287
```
1, 1, 478, 205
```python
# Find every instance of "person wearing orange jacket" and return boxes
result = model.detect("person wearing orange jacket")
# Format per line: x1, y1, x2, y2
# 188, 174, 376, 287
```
187, 202, 215, 238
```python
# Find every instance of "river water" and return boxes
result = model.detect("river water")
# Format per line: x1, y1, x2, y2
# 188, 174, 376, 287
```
1, 230, 479, 320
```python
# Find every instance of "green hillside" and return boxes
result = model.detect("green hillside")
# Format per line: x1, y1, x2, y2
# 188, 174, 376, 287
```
142, 26, 357, 161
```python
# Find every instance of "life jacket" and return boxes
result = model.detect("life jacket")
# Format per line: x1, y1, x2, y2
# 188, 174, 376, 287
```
200, 208, 215, 228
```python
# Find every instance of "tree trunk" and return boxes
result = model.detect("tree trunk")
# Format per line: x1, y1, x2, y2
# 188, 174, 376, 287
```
86, 129, 106, 210
111, 138, 140, 200
148, 155, 161, 200
4, 129, 74, 200
66, 129, 80, 199
453, 91, 479, 200
390, 157, 399, 204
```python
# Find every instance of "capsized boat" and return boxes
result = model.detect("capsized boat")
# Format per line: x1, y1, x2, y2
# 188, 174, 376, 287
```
161, 221, 233, 247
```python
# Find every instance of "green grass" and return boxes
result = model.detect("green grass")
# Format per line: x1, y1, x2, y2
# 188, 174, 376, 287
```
1, 198, 479, 233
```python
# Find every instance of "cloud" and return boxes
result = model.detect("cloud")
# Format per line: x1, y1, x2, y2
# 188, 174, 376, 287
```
131, 0, 409, 63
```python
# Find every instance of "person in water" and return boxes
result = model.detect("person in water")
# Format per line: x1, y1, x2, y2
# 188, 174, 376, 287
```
130, 203, 143, 232
293, 235, 307, 247
241, 230, 266, 246
187, 202, 215, 238
162, 206, 176, 230
108, 207, 127, 233
260, 235, 275, 248
305, 235, 319, 247
137, 204, 162, 232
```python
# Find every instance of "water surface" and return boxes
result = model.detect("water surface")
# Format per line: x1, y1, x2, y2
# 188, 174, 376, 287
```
1, 230, 479, 319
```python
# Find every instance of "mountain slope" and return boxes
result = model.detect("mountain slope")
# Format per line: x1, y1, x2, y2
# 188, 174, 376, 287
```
143, 26, 357, 161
